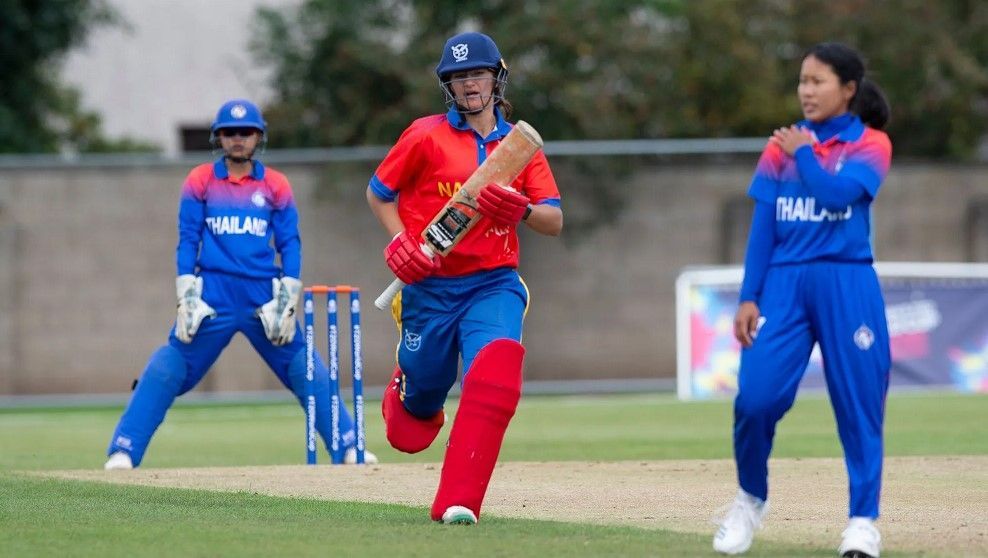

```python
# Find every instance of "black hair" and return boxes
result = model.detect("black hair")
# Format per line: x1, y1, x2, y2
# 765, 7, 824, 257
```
804, 42, 890, 130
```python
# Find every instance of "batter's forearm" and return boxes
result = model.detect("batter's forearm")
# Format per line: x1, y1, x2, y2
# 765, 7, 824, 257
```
366, 187, 405, 237
523, 204, 563, 236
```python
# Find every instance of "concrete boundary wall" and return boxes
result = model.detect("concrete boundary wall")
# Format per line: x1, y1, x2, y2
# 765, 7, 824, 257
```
0, 158, 985, 395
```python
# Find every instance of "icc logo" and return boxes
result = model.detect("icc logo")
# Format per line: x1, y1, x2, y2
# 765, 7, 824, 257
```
404, 330, 422, 352
230, 104, 248, 119
251, 191, 266, 208
452, 43, 469, 62
853, 325, 875, 350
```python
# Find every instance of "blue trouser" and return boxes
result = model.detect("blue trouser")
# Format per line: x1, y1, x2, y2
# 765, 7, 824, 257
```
108, 271, 356, 466
734, 262, 890, 518
395, 267, 528, 418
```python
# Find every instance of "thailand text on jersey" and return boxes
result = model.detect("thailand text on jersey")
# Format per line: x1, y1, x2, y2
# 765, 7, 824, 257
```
369, 107, 561, 277
177, 158, 301, 278
748, 115, 891, 264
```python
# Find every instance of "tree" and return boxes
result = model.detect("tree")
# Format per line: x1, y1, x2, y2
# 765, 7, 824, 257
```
0, 1, 155, 153
789, 0, 988, 158
253, 0, 988, 159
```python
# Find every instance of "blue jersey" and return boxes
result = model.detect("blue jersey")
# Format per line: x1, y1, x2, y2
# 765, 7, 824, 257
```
735, 115, 894, 517
748, 115, 892, 264
176, 158, 301, 279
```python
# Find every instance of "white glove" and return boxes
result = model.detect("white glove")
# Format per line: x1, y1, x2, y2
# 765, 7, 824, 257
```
256, 277, 302, 346
175, 274, 217, 344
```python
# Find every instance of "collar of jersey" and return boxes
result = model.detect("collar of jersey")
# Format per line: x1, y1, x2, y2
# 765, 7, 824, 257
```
797, 113, 864, 144
445, 107, 511, 141
213, 157, 266, 181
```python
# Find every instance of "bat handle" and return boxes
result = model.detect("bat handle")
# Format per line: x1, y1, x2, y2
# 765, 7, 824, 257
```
374, 243, 436, 311
374, 278, 406, 310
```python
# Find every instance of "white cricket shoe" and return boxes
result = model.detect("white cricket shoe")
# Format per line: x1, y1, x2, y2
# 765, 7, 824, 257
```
104, 451, 134, 470
441, 505, 477, 525
838, 517, 881, 557
713, 489, 768, 555
343, 447, 379, 465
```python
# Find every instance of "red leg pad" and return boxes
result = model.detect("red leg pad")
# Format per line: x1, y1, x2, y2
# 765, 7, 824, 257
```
430, 339, 524, 521
381, 367, 445, 454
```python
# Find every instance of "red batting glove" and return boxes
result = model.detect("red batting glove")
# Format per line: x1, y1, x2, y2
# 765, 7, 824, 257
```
476, 184, 530, 226
384, 231, 440, 285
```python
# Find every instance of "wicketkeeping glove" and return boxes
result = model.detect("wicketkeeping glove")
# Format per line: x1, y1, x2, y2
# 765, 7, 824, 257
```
476, 183, 530, 226
256, 276, 303, 346
385, 231, 440, 285
175, 274, 217, 344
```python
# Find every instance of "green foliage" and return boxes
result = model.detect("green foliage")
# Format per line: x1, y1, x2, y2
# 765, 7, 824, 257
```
253, 0, 987, 158
788, 0, 988, 158
0, 1, 156, 154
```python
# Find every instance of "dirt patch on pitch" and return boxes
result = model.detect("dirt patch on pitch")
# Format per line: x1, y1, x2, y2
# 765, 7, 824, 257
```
49, 455, 986, 555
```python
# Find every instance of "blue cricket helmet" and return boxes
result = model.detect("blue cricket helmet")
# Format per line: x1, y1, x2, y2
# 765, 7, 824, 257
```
211, 99, 266, 133
435, 32, 509, 113
435, 32, 506, 78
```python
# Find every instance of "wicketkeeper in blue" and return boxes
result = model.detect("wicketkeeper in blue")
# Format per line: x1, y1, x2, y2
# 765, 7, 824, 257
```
104, 99, 376, 469
714, 43, 892, 558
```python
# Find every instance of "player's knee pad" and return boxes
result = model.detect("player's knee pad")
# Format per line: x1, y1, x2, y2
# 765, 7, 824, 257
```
430, 339, 525, 521
382, 367, 445, 454
460, 338, 524, 419
142, 345, 188, 394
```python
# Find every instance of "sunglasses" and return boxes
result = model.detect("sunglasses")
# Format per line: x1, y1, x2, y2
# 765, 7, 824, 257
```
218, 128, 259, 138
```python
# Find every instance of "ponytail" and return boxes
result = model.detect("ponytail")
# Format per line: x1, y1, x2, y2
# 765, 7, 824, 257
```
851, 78, 890, 130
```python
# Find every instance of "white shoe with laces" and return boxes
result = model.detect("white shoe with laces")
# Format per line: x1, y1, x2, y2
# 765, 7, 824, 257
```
343, 447, 379, 464
838, 517, 881, 557
441, 505, 477, 525
712, 489, 768, 555
103, 451, 134, 470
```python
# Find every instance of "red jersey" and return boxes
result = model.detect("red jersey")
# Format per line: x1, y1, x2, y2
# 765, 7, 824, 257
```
369, 108, 561, 277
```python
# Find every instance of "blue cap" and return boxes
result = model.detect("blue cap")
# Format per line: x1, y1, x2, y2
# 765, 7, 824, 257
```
211, 99, 266, 133
435, 32, 505, 78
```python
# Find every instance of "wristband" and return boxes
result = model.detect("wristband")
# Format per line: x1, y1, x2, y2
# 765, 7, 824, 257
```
522, 204, 533, 221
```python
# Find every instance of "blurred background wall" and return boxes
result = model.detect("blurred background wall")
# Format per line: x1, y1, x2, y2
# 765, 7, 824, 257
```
1, 157, 985, 395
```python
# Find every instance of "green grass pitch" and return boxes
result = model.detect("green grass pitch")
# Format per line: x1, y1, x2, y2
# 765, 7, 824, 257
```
1, 391, 985, 556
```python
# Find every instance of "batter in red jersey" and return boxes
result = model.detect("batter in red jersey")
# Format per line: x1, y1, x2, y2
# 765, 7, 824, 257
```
367, 31, 563, 524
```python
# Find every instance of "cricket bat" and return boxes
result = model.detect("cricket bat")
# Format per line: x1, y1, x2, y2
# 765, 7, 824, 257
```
374, 120, 544, 310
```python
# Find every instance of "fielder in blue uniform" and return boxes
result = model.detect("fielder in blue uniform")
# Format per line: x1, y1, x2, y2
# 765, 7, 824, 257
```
713, 44, 892, 558
104, 99, 376, 469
